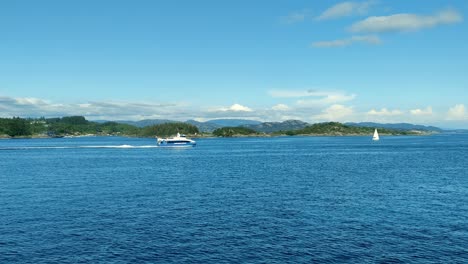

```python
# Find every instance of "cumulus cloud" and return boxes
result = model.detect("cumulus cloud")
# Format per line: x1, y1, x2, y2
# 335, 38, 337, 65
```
14, 97, 49, 105
272, 104, 289, 111
367, 108, 403, 116
312, 35, 381, 47
217, 103, 252, 112
317, 1, 375, 21
446, 104, 467, 120
0, 95, 262, 122
199, 111, 259, 120
0, 95, 182, 120
349, 8, 463, 33
315, 104, 354, 121
269, 89, 356, 110
0, 96, 65, 117
410, 106, 433, 116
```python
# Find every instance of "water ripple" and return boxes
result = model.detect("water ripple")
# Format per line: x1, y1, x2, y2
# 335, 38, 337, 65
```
1, 135, 467, 263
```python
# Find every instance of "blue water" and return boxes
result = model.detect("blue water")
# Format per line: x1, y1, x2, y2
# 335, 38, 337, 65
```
1, 135, 467, 263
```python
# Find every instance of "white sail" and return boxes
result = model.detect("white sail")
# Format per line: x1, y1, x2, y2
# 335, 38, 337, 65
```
372, 128, 379, 141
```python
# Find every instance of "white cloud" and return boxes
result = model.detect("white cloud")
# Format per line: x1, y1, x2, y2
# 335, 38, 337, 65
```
78, 103, 92, 108
349, 8, 463, 33
218, 103, 253, 112
272, 104, 289, 111
270, 89, 355, 100
367, 108, 403, 116
4, 95, 465, 127
317, 1, 375, 21
296, 93, 356, 107
410, 106, 433, 116
269, 89, 356, 110
315, 104, 354, 121
447, 104, 467, 120
0, 96, 258, 122
0, 95, 182, 120
312, 35, 381, 48
281, 10, 309, 24
15, 97, 49, 105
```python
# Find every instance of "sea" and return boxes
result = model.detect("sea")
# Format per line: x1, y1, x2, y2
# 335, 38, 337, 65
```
1, 134, 467, 263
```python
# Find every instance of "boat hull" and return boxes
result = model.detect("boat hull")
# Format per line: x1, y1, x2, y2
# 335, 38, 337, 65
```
157, 142, 196, 147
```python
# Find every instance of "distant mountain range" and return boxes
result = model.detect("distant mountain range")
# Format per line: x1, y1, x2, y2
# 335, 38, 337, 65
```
246, 120, 444, 133
188, 119, 264, 132
243, 120, 309, 133
96, 118, 262, 132
185, 120, 221, 132
206, 119, 262, 127
117, 119, 177, 127
95, 118, 447, 133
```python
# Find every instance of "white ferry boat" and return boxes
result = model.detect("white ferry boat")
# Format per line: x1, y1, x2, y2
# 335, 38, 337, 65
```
157, 133, 196, 147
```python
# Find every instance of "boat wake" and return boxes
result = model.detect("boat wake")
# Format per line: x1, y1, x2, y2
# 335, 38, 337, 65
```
81, 145, 159, 149
0, 145, 160, 150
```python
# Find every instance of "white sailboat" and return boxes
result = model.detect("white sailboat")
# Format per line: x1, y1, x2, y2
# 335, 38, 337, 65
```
372, 128, 380, 141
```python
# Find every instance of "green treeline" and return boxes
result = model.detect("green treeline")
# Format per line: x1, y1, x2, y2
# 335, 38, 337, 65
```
212, 127, 258, 137
140, 123, 199, 137
274, 122, 410, 136
0, 116, 414, 138
213, 122, 412, 137
0, 116, 198, 138
0, 117, 32, 137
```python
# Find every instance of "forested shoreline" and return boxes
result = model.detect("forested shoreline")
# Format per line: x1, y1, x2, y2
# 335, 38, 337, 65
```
0, 116, 199, 138
0, 116, 425, 139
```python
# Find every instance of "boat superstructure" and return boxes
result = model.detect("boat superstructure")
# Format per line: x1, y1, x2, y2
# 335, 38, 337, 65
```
157, 133, 196, 147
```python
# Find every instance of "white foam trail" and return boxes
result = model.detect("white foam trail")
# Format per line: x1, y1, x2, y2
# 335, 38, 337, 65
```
79, 145, 159, 149
0, 145, 160, 150
0, 146, 73, 150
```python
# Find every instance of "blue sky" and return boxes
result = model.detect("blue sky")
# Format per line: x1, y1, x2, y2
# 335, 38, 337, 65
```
1, 0, 467, 127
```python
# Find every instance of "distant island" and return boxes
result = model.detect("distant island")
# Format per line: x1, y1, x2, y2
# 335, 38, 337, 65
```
212, 127, 260, 137
0, 116, 448, 139
0, 116, 198, 138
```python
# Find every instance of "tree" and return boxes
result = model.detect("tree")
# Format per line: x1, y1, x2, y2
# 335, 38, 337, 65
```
140, 122, 199, 137
6, 117, 32, 137
212, 127, 257, 137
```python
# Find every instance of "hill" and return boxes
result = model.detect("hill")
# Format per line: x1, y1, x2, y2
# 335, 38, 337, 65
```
139, 122, 199, 137
278, 122, 413, 136
0, 116, 141, 137
95, 118, 261, 132
116, 119, 178, 128
185, 120, 222, 132
346, 122, 443, 132
1, 116, 439, 138
212, 127, 259, 137
206, 119, 262, 127
1, 116, 197, 138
